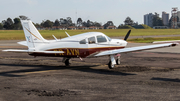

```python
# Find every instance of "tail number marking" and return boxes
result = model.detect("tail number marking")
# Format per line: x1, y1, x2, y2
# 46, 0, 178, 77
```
54, 49, 79, 56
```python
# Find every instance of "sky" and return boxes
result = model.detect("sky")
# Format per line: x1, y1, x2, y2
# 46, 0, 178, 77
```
1, 0, 180, 26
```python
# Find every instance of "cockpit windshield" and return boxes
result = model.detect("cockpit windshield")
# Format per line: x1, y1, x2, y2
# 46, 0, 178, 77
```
105, 35, 112, 41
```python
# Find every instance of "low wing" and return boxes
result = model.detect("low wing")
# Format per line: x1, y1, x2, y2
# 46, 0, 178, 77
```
3, 49, 64, 54
95, 43, 178, 57
153, 40, 180, 44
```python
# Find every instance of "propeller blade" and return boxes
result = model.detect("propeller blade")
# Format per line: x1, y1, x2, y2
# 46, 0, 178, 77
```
124, 30, 131, 41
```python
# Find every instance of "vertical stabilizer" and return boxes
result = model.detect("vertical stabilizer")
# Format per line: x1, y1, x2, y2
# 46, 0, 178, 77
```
19, 16, 48, 50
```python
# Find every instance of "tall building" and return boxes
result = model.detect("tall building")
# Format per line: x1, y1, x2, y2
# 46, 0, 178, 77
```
162, 12, 169, 26
144, 13, 154, 27
171, 7, 178, 28
177, 11, 180, 20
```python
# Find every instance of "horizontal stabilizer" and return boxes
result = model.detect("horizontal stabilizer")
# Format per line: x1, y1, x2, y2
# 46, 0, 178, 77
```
95, 43, 178, 57
3, 49, 64, 54
17, 41, 28, 46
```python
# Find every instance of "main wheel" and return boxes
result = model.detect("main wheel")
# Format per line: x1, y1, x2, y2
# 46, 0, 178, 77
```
108, 61, 115, 69
116, 59, 120, 65
65, 59, 71, 66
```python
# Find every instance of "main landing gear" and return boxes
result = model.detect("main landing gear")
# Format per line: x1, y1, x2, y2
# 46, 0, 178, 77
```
108, 54, 121, 69
62, 57, 71, 66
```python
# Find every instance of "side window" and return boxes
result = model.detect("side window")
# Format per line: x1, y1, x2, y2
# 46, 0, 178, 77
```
79, 39, 86, 44
88, 36, 96, 44
97, 35, 107, 43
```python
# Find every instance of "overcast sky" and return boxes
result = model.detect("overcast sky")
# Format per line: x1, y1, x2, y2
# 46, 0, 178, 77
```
1, 0, 180, 26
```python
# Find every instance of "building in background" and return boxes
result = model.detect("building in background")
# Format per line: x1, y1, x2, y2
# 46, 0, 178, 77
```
177, 11, 180, 19
171, 7, 178, 28
177, 11, 180, 27
144, 13, 154, 27
162, 12, 169, 26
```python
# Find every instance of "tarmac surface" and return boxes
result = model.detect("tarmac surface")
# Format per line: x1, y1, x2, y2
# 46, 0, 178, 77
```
1, 40, 180, 101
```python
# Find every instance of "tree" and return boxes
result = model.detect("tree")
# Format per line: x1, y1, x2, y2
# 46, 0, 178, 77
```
66, 17, 73, 26
77, 18, 83, 27
118, 24, 134, 29
86, 20, 91, 27
94, 22, 101, 27
34, 23, 41, 28
82, 21, 87, 27
152, 13, 164, 26
2, 18, 14, 29
82, 20, 94, 27
124, 17, 134, 26
103, 21, 114, 29
41, 20, 54, 28
59, 18, 68, 27
54, 19, 60, 27
13, 18, 22, 30
60, 18, 64, 25
14, 18, 20, 24
0, 23, 3, 29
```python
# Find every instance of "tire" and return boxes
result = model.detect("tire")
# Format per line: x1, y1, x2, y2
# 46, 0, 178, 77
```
116, 59, 120, 65
108, 61, 115, 69
65, 59, 71, 66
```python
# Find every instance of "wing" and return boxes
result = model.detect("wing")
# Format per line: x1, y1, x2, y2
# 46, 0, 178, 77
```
3, 49, 64, 54
95, 43, 178, 57
153, 40, 180, 44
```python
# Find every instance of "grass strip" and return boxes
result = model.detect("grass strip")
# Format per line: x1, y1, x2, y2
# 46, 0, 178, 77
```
0, 29, 180, 40
128, 37, 180, 43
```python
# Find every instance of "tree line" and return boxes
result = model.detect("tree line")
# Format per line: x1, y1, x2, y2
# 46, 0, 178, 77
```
0, 17, 137, 30
35, 17, 106, 29
0, 13, 169, 30
0, 17, 116, 30
0, 18, 22, 30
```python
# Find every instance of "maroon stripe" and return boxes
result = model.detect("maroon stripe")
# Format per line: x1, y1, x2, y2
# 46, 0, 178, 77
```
29, 47, 125, 58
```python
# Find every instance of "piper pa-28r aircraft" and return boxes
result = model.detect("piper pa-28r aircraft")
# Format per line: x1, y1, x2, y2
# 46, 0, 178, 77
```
3, 16, 179, 69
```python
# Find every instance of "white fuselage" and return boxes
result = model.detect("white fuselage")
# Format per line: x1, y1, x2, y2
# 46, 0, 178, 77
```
31, 32, 127, 58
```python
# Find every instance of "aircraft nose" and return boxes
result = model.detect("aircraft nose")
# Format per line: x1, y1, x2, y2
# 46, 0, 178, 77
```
118, 40, 127, 46
110, 39, 127, 47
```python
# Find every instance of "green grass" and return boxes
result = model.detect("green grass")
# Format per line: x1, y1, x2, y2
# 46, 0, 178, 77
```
0, 29, 180, 41
0, 30, 24, 40
128, 37, 180, 43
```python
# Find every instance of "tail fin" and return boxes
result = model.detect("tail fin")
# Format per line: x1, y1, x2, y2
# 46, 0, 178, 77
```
19, 16, 48, 50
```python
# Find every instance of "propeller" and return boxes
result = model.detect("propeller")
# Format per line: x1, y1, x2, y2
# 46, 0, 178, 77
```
124, 30, 131, 41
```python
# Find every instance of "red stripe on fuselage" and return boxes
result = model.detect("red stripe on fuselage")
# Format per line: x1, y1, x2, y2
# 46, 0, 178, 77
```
29, 47, 125, 58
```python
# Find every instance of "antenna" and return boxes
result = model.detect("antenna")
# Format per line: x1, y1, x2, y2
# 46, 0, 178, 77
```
76, 9, 77, 27
65, 31, 71, 37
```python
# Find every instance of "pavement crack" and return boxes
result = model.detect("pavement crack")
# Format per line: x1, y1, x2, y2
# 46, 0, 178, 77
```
24, 89, 80, 97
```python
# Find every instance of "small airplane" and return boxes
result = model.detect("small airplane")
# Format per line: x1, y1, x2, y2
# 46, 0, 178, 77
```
3, 16, 179, 69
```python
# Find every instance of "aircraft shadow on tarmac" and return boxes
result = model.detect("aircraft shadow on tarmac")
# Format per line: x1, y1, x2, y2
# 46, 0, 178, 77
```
0, 64, 135, 77
151, 77, 180, 82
